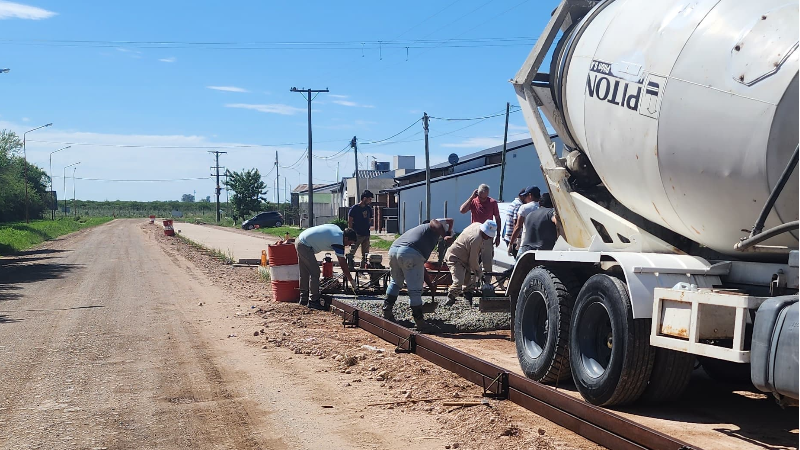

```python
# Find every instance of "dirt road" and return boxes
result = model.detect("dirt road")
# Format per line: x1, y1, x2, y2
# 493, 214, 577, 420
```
0, 219, 466, 450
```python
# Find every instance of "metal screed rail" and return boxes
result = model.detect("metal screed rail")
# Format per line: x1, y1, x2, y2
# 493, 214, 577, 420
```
330, 299, 697, 450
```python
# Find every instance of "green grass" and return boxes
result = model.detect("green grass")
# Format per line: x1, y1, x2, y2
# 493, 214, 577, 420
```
255, 225, 302, 239
0, 217, 114, 255
369, 235, 394, 250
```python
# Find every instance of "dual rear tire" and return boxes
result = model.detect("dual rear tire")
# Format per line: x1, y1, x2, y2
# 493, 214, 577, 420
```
515, 271, 694, 406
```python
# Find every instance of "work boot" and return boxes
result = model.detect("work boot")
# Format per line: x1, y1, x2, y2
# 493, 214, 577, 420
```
307, 300, 327, 311
382, 294, 397, 321
299, 293, 309, 306
411, 305, 436, 333
444, 291, 458, 307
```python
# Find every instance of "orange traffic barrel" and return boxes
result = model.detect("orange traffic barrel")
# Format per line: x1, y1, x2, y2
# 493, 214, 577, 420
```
267, 243, 300, 302
163, 219, 175, 236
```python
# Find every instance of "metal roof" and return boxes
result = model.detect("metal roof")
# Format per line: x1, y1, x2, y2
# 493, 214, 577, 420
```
395, 138, 533, 180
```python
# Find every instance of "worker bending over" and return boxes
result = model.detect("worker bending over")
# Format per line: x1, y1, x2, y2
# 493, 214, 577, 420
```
517, 193, 558, 257
383, 218, 454, 330
295, 224, 358, 310
445, 219, 497, 305
459, 184, 501, 280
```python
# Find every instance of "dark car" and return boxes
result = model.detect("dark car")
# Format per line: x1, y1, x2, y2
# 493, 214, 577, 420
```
242, 211, 283, 230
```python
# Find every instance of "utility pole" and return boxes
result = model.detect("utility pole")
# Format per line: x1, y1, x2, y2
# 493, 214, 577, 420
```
209, 150, 226, 223
224, 171, 230, 218
291, 87, 328, 227
499, 102, 510, 201
72, 167, 77, 217
423, 112, 431, 221
351, 136, 360, 199
274, 150, 280, 212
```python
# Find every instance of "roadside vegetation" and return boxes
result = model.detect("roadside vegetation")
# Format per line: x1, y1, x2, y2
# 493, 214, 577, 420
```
0, 217, 113, 255
256, 225, 302, 239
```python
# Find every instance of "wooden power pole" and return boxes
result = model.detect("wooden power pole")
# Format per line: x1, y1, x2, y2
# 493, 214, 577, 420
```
291, 87, 328, 227
209, 150, 226, 222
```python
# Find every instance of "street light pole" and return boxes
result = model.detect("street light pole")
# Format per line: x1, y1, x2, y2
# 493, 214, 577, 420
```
23, 123, 53, 223
63, 162, 80, 217
72, 167, 77, 217
49, 145, 71, 220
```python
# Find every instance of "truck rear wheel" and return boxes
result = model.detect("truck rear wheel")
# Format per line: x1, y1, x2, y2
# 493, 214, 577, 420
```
569, 274, 654, 406
514, 266, 578, 383
640, 348, 695, 403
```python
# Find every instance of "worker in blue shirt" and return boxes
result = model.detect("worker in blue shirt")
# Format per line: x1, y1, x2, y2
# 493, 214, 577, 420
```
347, 190, 374, 267
296, 224, 358, 310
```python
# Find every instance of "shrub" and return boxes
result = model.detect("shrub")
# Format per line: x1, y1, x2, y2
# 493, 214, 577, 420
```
330, 218, 348, 230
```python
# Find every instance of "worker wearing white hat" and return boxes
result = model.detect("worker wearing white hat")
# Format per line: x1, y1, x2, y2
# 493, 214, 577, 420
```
444, 219, 497, 305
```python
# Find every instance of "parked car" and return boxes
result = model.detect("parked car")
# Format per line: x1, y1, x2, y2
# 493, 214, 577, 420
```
241, 211, 283, 230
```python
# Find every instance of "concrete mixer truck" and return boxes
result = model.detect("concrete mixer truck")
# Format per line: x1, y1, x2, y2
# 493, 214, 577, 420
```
503, 0, 799, 407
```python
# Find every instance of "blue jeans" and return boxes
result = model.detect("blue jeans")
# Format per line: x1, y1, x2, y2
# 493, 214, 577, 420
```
386, 246, 426, 307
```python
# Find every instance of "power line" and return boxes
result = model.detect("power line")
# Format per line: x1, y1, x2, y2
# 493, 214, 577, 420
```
0, 36, 538, 51
429, 107, 520, 121
73, 176, 211, 182
361, 118, 423, 145
26, 139, 338, 149
280, 148, 307, 169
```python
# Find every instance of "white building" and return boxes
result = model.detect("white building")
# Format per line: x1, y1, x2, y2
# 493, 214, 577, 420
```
389, 138, 560, 233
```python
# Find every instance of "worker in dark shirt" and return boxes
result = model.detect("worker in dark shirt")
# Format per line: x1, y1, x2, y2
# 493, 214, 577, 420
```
383, 219, 454, 331
517, 193, 558, 258
347, 190, 374, 267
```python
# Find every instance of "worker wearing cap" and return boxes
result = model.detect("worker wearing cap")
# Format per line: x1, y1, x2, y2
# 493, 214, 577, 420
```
507, 185, 541, 257
444, 219, 497, 305
383, 218, 454, 330
503, 185, 540, 257
459, 184, 502, 281
296, 224, 358, 310
347, 190, 374, 267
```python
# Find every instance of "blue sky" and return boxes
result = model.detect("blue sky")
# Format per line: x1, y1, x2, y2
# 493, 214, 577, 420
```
0, 0, 557, 202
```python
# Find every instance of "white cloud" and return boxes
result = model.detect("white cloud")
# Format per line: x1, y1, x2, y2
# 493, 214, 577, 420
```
225, 103, 304, 115
0, 119, 313, 201
159, 57, 176, 63
328, 94, 348, 99
21, 117, 29, 122
0, 1, 56, 20
332, 99, 374, 108
207, 86, 248, 93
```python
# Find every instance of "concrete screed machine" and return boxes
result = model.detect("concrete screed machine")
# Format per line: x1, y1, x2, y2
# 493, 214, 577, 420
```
499, 0, 799, 407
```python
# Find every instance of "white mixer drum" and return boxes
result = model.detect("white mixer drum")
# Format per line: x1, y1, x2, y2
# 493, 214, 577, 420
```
558, 0, 799, 255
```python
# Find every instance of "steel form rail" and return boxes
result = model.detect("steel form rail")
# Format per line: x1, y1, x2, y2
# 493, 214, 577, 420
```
331, 299, 697, 450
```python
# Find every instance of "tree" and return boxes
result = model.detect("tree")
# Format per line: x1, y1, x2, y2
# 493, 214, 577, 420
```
0, 130, 22, 170
181, 193, 195, 203
199, 196, 211, 203
0, 130, 49, 222
223, 168, 267, 220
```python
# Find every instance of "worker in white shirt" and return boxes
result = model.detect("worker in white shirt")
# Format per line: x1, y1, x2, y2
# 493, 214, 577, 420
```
444, 219, 497, 306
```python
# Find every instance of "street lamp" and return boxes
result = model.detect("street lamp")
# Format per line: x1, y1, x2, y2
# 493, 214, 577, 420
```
72, 167, 78, 217
49, 145, 71, 219
63, 162, 80, 217
23, 122, 53, 223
